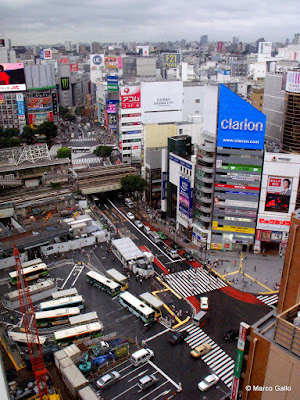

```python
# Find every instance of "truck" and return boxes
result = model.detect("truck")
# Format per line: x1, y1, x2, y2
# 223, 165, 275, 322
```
111, 237, 154, 278
148, 231, 161, 244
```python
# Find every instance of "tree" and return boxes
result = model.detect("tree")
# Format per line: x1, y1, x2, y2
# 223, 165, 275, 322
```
21, 125, 36, 144
0, 137, 21, 149
93, 146, 113, 158
121, 175, 146, 198
59, 106, 69, 119
37, 122, 58, 144
57, 147, 71, 159
65, 113, 76, 122
75, 106, 85, 116
2, 128, 20, 137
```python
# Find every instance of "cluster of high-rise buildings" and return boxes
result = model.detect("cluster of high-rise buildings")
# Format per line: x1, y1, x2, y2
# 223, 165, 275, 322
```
0, 33, 300, 256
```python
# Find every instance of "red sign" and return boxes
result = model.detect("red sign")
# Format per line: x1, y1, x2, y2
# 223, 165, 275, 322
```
123, 113, 141, 117
231, 376, 239, 400
60, 57, 69, 64
215, 183, 259, 191
120, 86, 141, 109
70, 64, 78, 72
0, 94, 3, 103
258, 218, 290, 226
256, 229, 261, 240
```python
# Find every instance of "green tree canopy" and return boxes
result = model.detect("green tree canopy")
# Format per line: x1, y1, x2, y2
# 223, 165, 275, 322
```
20, 125, 36, 144
121, 175, 146, 198
0, 137, 21, 149
75, 106, 85, 116
59, 105, 69, 119
65, 113, 76, 122
37, 121, 58, 144
2, 128, 20, 137
93, 146, 113, 158
57, 147, 71, 159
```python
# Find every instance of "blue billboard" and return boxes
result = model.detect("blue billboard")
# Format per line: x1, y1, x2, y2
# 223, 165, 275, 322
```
217, 85, 266, 150
179, 176, 193, 219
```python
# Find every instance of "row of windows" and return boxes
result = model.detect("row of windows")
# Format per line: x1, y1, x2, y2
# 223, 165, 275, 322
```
180, 166, 192, 176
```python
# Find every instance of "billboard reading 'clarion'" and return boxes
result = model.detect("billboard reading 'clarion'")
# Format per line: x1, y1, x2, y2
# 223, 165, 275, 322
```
217, 85, 266, 150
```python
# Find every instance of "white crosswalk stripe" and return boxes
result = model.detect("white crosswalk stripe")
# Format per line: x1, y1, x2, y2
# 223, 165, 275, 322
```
70, 138, 98, 142
165, 269, 227, 298
72, 157, 102, 165
180, 323, 234, 388
257, 294, 278, 307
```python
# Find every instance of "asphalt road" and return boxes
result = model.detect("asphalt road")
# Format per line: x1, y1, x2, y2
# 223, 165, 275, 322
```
0, 198, 271, 400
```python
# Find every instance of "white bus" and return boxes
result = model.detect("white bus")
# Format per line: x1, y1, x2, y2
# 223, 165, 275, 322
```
119, 291, 156, 326
53, 322, 103, 346
40, 296, 85, 312
9, 263, 49, 285
21, 258, 43, 269
69, 311, 99, 326
35, 307, 80, 328
8, 331, 48, 347
106, 268, 128, 290
51, 288, 78, 300
6, 279, 55, 303
139, 292, 164, 319
86, 271, 121, 297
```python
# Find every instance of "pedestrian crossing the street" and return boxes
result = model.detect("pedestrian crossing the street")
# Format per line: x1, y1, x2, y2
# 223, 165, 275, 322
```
180, 323, 234, 388
257, 294, 278, 307
72, 157, 102, 165
165, 269, 227, 298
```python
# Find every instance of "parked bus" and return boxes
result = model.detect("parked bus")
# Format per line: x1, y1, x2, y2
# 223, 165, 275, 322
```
8, 331, 48, 347
86, 271, 121, 297
139, 292, 164, 319
51, 288, 78, 300
53, 322, 103, 346
69, 311, 99, 326
119, 291, 156, 326
35, 307, 80, 328
9, 263, 49, 285
40, 296, 85, 312
106, 268, 128, 290
6, 279, 55, 303
21, 258, 43, 269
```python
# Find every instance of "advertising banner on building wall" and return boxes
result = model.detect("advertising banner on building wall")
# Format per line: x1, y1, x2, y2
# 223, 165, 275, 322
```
107, 75, 119, 91
265, 176, 292, 213
257, 216, 290, 231
212, 221, 255, 234
215, 183, 260, 191
104, 56, 118, 69
163, 53, 181, 68
0, 63, 26, 92
142, 81, 183, 112
43, 49, 52, 60
29, 112, 53, 125
90, 54, 104, 68
286, 71, 300, 93
27, 97, 52, 111
217, 84, 266, 150
179, 176, 193, 219
120, 85, 141, 109
70, 64, 78, 72
60, 77, 69, 91
0, 39, 5, 47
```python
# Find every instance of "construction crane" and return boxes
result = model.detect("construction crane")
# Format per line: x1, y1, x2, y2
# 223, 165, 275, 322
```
13, 245, 49, 399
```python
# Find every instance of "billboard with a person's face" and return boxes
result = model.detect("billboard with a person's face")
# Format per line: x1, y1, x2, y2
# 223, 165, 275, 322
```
0, 63, 26, 92
265, 176, 292, 213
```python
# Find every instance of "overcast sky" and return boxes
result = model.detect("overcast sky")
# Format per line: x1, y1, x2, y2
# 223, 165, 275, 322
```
2, 0, 299, 45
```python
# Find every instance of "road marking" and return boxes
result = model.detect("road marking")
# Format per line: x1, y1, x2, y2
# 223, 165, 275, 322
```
143, 328, 170, 343
148, 360, 182, 391
110, 383, 138, 400
127, 368, 149, 382
108, 200, 174, 262
139, 381, 168, 400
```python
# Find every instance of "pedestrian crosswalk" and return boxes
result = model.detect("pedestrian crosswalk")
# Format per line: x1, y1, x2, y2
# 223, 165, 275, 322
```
257, 294, 278, 307
179, 323, 234, 388
72, 157, 102, 165
70, 138, 98, 142
165, 269, 227, 298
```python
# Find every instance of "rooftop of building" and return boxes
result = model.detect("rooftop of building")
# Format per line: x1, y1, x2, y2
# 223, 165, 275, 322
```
0, 158, 70, 174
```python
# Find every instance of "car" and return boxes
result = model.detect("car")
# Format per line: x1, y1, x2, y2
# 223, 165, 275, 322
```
200, 297, 209, 310
198, 374, 219, 391
126, 212, 135, 220
190, 342, 212, 358
134, 220, 144, 229
224, 329, 239, 342
169, 330, 189, 344
185, 253, 195, 262
167, 249, 180, 260
96, 371, 121, 389
138, 374, 158, 390
171, 242, 181, 250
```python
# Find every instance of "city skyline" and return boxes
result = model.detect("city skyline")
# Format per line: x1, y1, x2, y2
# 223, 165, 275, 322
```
2, 0, 299, 45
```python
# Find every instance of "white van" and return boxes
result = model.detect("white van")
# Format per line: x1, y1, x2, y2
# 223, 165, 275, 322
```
148, 231, 161, 243
130, 348, 154, 367
125, 198, 134, 208
144, 226, 151, 235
